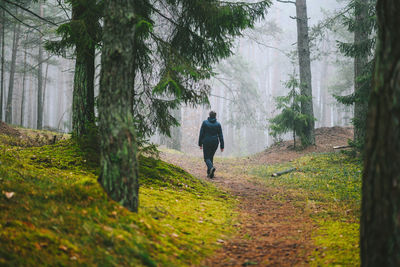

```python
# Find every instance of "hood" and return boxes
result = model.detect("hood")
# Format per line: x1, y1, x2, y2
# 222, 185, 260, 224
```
207, 117, 217, 123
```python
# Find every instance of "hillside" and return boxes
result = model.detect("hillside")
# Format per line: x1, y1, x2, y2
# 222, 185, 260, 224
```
0, 123, 235, 266
251, 126, 354, 164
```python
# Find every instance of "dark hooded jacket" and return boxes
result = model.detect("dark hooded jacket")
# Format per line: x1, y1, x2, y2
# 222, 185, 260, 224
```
198, 117, 224, 149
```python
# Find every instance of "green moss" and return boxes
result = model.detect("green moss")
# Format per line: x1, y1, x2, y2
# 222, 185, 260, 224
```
251, 153, 362, 220
251, 153, 362, 265
0, 136, 236, 266
310, 220, 359, 266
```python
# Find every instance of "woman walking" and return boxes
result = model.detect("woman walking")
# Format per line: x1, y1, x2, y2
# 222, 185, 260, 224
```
198, 111, 224, 178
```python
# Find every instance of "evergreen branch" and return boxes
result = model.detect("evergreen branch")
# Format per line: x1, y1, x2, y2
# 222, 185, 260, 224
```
3, 0, 59, 26
150, 6, 212, 43
309, 6, 352, 42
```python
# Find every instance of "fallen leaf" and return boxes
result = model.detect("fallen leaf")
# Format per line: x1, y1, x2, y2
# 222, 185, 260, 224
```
59, 245, 68, 252
34, 243, 41, 250
3, 191, 15, 199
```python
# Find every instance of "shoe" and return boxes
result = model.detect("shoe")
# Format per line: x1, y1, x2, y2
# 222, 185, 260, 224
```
209, 167, 216, 178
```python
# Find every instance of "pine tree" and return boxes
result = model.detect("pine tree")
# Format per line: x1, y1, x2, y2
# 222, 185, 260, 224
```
98, 0, 270, 211
277, 0, 315, 146
46, 0, 102, 137
295, 0, 315, 146
269, 73, 315, 149
336, 0, 376, 151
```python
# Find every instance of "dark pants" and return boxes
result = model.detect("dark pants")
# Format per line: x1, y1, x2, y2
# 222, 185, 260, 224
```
203, 142, 219, 173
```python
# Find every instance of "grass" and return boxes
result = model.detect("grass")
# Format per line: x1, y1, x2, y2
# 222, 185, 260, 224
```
0, 134, 236, 266
251, 152, 362, 266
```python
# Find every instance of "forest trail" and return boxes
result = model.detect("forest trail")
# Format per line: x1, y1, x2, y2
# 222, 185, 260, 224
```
161, 127, 353, 266
161, 151, 315, 266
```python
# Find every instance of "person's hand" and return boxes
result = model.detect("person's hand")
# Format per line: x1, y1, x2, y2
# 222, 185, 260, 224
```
199, 146, 203, 150
221, 148, 224, 152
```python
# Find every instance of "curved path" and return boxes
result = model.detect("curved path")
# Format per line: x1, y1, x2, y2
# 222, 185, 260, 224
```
161, 151, 315, 267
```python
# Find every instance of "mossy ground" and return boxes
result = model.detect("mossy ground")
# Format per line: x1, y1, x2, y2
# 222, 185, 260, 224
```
251, 153, 362, 266
0, 133, 236, 266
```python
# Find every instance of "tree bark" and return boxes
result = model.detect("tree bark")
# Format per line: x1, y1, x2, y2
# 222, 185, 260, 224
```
295, 0, 315, 146
0, 9, 5, 121
36, 3, 44, 129
71, 1, 96, 137
361, 0, 400, 265
5, 18, 21, 124
353, 0, 370, 146
98, 0, 139, 212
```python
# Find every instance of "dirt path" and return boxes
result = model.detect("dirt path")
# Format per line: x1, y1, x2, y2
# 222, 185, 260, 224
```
161, 152, 315, 267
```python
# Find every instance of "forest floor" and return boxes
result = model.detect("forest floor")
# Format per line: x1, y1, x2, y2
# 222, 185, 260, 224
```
0, 123, 359, 266
161, 126, 359, 266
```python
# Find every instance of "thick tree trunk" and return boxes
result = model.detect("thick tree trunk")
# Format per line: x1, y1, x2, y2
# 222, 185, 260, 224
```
295, 0, 315, 146
71, 1, 96, 137
36, 4, 44, 129
0, 9, 5, 121
5, 20, 21, 124
98, 0, 139, 212
361, 0, 400, 265
353, 0, 370, 146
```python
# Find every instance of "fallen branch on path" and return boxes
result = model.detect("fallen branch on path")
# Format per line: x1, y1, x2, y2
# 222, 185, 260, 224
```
333, 145, 352, 149
271, 168, 297, 177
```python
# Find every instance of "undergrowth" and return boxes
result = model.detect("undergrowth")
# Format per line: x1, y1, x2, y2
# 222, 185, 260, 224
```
251, 153, 362, 266
0, 134, 236, 266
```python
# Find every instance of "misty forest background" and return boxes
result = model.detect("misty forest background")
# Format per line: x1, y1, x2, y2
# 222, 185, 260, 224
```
0, 0, 359, 156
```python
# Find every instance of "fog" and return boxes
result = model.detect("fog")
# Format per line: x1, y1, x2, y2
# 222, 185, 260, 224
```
155, 0, 353, 156
1, 0, 354, 157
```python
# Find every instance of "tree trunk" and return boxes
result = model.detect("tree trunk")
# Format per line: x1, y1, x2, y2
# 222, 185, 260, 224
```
5, 19, 21, 124
295, 0, 315, 146
98, 0, 139, 212
36, 4, 44, 129
42, 62, 49, 127
361, 0, 400, 265
353, 0, 370, 146
168, 107, 182, 151
0, 9, 5, 121
20, 35, 28, 126
71, 1, 96, 137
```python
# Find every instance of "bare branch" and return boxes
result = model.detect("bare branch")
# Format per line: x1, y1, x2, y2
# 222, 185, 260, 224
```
3, 0, 58, 26
276, 0, 296, 5
0, 5, 44, 35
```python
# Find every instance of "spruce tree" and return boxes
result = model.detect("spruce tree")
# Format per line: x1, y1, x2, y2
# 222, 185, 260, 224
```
295, 0, 315, 146
269, 73, 315, 149
46, 0, 102, 137
98, 0, 270, 211
336, 0, 376, 151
